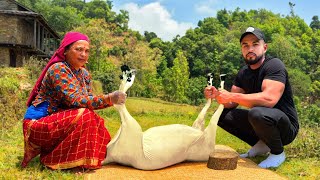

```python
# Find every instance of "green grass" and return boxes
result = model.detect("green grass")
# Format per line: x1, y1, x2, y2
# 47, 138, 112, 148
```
0, 97, 319, 179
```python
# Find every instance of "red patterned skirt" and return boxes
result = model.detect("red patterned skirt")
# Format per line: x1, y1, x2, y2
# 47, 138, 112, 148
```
21, 108, 111, 170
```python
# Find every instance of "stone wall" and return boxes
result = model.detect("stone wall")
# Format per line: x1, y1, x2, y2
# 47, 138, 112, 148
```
0, 15, 19, 44
0, 15, 33, 46
0, 0, 18, 11
17, 18, 34, 46
0, 48, 29, 67
0, 14, 31, 67
14, 48, 28, 67
0, 48, 9, 67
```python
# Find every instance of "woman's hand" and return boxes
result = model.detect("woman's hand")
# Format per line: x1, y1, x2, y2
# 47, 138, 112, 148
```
204, 86, 219, 99
110, 91, 127, 105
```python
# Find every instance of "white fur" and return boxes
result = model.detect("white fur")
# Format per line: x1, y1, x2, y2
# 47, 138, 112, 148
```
102, 70, 224, 170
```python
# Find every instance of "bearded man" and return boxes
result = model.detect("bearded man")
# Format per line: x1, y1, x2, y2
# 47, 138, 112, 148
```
204, 27, 299, 168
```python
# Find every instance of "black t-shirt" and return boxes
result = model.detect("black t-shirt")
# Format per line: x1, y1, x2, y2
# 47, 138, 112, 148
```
234, 56, 299, 130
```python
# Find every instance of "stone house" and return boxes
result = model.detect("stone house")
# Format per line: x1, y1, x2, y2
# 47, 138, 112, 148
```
0, 0, 60, 67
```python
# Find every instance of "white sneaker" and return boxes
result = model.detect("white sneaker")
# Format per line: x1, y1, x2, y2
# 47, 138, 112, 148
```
239, 152, 250, 158
258, 151, 286, 168
240, 140, 270, 158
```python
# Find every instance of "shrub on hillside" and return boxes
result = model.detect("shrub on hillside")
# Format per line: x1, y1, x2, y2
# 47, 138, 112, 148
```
290, 96, 320, 159
286, 125, 320, 159
0, 70, 27, 133
91, 80, 103, 94
0, 76, 19, 96
24, 56, 47, 81
294, 96, 320, 125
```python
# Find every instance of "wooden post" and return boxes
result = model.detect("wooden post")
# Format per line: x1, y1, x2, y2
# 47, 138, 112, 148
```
33, 20, 37, 49
37, 21, 40, 50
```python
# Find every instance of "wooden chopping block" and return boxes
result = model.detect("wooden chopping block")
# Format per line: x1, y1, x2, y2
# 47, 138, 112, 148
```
207, 145, 239, 170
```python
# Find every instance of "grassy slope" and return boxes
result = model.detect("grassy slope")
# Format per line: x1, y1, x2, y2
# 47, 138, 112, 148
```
0, 68, 319, 179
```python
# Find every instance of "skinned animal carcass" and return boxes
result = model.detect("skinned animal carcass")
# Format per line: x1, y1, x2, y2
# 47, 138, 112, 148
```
102, 65, 225, 170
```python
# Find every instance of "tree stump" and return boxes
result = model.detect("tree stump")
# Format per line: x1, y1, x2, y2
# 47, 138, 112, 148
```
207, 147, 239, 170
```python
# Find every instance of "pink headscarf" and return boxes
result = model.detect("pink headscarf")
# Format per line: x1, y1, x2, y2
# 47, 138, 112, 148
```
26, 32, 90, 106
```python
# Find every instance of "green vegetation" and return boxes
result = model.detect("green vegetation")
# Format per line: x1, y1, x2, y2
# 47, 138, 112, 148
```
0, 68, 28, 133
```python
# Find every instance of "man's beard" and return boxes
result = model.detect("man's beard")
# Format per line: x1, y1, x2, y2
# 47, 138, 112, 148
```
244, 53, 264, 65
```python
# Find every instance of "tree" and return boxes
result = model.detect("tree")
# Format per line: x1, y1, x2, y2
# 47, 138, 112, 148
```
217, 9, 230, 28
114, 10, 129, 30
288, 68, 312, 100
16, 0, 36, 9
218, 42, 243, 89
83, 0, 110, 19
310, 16, 320, 31
186, 76, 206, 105
310, 80, 320, 104
162, 51, 189, 103
197, 17, 225, 35
289, 2, 296, 17
174, 19, 226, 78
35, 4, 84, 34
268, 34, 305, 70
144, 31, 158, 42
310, 65, 320, 104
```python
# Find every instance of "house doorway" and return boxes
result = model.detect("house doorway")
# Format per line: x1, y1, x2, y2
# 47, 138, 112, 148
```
9, 49, 16, 67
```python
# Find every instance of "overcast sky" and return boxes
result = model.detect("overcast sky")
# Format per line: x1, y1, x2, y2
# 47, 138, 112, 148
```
112, 0, 319, 41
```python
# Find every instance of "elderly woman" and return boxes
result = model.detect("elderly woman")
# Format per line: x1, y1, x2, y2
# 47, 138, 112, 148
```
21, 32, 126, 171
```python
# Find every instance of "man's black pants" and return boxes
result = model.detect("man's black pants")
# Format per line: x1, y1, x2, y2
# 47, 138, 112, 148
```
218, 107, 298, 154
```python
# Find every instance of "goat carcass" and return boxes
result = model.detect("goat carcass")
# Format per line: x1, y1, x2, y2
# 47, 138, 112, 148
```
102, 66, 225, 170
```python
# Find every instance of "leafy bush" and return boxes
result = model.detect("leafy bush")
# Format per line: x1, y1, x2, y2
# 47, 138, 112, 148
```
92, 61, 119, 93
0, 68, 28, 134
24, 56, 47, 81
186, 77, 207, 105
286, 125, 320, 159
91, 80, 104, 94
0, 76, 19, 97
295, 96, 320, 125
304, 104, 320, 124
291, 96, 320, 159
288, 68, 312, 100
108, 45, 127, 56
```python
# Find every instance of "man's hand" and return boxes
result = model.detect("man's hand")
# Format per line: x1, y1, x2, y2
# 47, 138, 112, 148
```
204, 86, 219, 99
216, 90, 233, 104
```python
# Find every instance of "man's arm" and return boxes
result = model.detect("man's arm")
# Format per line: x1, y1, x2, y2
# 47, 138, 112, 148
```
216, 79, 285, 108
220, 85, 244, 108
